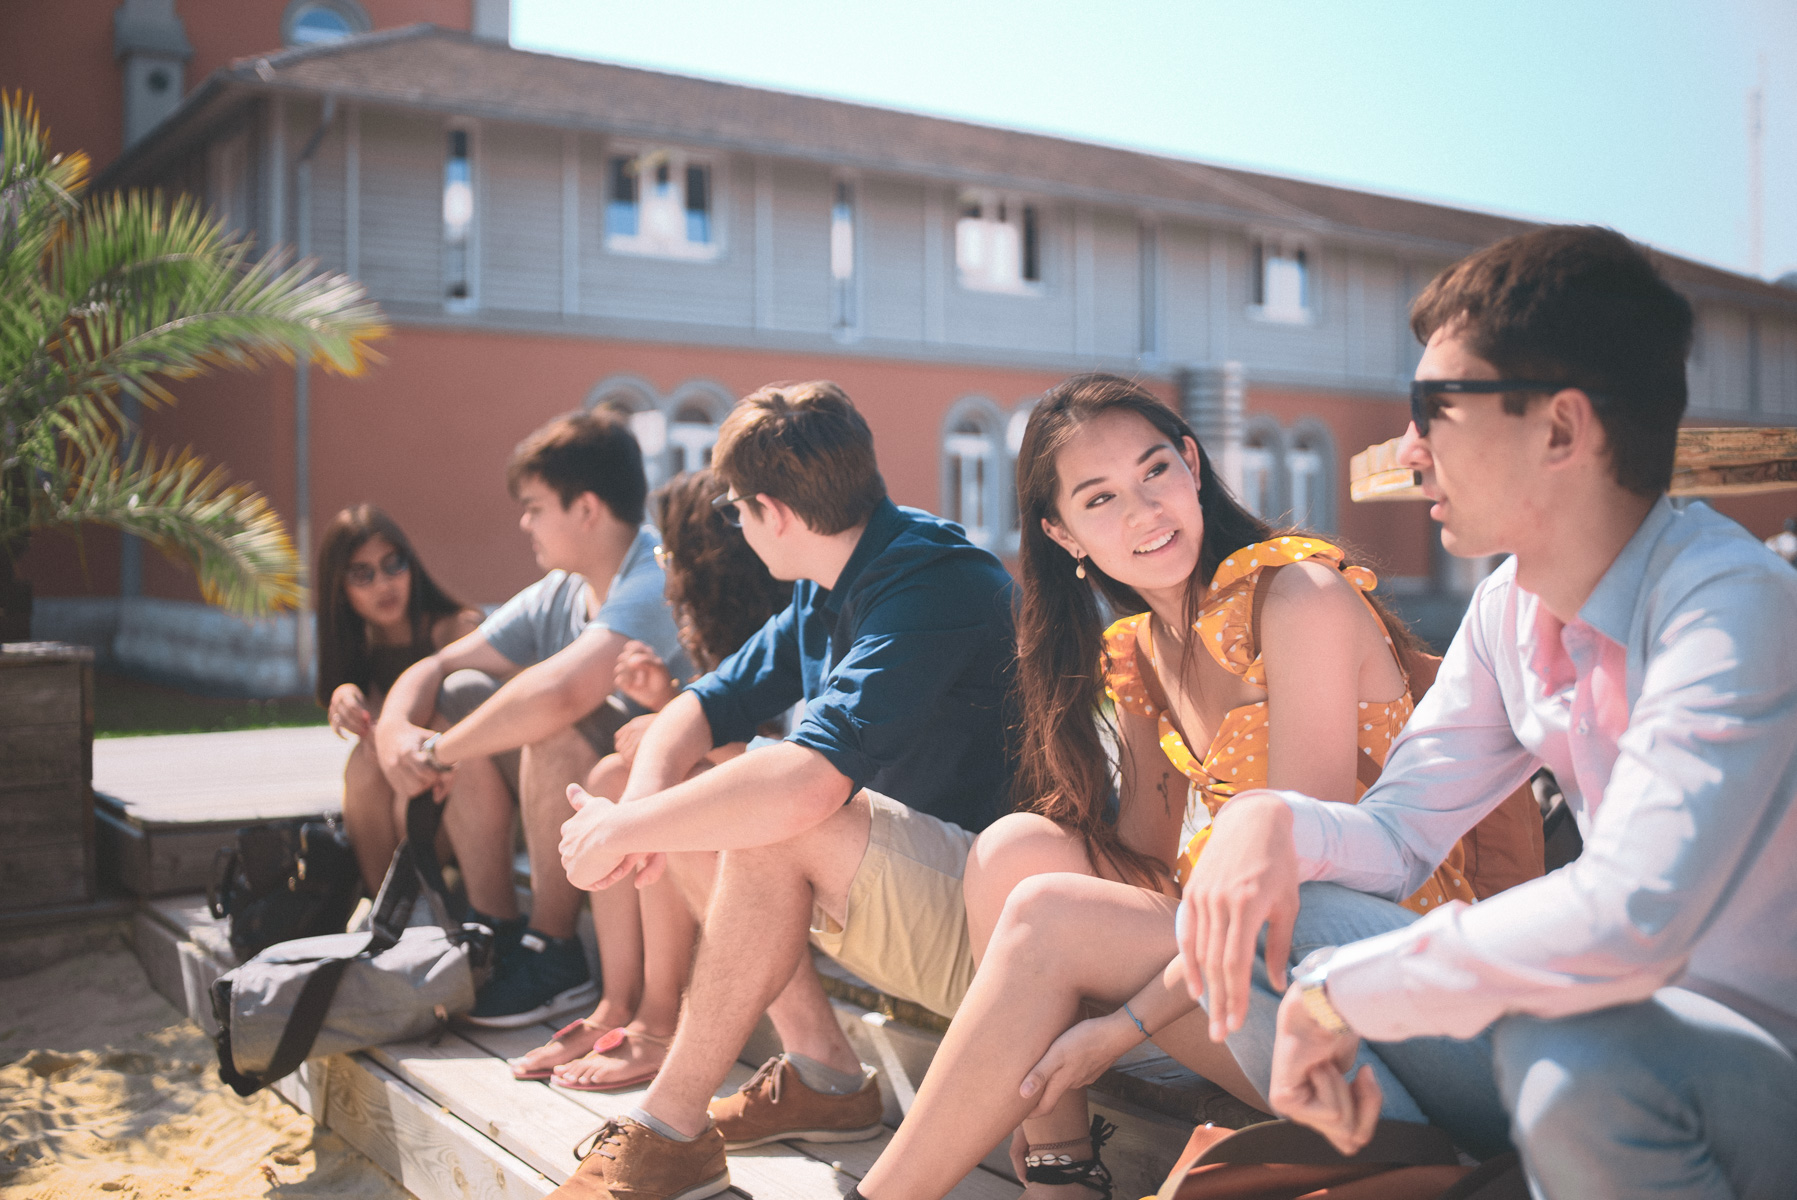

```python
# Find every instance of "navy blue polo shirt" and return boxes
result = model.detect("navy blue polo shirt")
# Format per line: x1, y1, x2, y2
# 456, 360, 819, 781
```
686, 499, 1017, 834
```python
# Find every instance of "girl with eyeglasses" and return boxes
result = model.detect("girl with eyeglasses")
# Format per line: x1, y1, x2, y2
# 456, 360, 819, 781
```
315, 504, 484, 895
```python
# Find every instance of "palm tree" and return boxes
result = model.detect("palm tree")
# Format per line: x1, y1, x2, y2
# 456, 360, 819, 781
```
0, 92, 388, 632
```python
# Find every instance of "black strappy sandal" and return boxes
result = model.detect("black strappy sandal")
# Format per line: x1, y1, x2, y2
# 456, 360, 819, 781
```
1023, 1115, 1118, 1200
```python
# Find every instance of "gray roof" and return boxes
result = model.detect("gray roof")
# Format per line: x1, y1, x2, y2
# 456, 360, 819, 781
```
106, 23, 1797, 312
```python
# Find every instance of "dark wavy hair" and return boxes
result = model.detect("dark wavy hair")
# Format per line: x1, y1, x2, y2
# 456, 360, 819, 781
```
314, 505, 465, 706
654, 469, 790, 672
1013, 372, 1418, 888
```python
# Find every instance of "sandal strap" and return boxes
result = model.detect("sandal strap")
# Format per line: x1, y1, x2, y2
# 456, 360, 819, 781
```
1023, 1116, 1117, 1200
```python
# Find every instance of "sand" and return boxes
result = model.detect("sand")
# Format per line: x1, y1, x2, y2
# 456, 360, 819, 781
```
0, 946, 409, 1200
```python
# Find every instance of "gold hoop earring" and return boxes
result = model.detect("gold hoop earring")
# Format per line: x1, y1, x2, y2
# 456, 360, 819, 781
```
1074, 555, 1087, 580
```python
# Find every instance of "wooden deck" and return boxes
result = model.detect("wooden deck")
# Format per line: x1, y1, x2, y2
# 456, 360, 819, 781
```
105, 728, 1252, 1200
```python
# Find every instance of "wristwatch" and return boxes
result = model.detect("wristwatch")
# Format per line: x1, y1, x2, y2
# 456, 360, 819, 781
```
1292, 947, 1353, 1037
419, 732, 453, 773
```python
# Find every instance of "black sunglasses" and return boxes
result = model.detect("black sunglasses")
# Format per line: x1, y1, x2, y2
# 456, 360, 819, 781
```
345, 550, 408, 587
1408, 379, 1596, 437
710, 491, 744, 528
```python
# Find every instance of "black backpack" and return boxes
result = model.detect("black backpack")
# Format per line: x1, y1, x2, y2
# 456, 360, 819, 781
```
208, 816, 361, 961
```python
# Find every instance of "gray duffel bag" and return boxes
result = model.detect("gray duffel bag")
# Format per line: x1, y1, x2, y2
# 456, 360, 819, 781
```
212, 793, 494, 1096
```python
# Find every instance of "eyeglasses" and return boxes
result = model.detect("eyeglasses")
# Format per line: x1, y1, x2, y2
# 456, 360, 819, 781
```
344, 550, 408, 588
653, 544, 671, 570
710, 491, 744, 528
1408, 379, 1594, 437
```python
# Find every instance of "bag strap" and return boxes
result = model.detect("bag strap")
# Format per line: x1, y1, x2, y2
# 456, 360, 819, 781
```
215, 792, 466, 1096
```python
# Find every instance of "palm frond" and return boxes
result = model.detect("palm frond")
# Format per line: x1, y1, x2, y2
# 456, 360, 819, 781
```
26, 413, 303, 616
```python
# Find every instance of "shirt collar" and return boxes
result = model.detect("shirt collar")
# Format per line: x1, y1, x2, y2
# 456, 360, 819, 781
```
819, 498, 903, 617
1577, 494, 1676, 644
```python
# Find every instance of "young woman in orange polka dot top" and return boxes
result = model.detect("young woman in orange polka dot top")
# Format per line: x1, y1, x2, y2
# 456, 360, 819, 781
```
862, 373, 1486, 1200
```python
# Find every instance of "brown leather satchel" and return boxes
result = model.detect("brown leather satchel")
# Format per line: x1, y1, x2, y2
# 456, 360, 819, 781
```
1155, 1120, 1526, 1200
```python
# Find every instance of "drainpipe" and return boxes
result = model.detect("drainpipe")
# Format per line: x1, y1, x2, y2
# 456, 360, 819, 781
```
291, 96, 337, 694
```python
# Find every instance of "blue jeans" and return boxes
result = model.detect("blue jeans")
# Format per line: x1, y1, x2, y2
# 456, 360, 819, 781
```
1218, 882, 1797, 1197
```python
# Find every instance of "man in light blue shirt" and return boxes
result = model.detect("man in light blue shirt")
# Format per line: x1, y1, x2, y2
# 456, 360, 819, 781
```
1180, 226, 1797, 1198
376, 408, 689, 1027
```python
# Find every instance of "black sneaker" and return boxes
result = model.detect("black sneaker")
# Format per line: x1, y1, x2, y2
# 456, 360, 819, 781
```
468, 910, 528, 958
463, 929, 597, 1028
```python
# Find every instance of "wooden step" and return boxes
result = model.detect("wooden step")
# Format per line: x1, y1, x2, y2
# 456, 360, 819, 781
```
129, 897, 1248, 1200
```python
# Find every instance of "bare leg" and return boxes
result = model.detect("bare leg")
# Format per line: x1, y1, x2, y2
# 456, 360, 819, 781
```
640, 794, 871, 1137
860, 874, 1244, 1200
439, 750, 521, 920
341, 738, 400, 896
516, 754, 646, 1079
518, 726, 599, 939
963, 813, 1126, 1189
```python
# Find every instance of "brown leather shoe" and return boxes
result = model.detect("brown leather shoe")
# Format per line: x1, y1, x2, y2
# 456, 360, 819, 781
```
708, 1054, 884, 1150
550, 1117, 729, 1200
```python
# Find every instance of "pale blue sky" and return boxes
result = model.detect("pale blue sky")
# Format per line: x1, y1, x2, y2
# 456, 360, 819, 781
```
512, 0, 1797, 281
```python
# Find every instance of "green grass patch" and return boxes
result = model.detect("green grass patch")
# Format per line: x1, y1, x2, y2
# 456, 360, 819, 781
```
95, 671, 326, 738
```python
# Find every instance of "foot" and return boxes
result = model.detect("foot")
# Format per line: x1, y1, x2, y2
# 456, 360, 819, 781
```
464, 929, 598, 1029
511, 1018, 616, 1080
708, 1054, 883, 1150
1022, 1116, 1117, 1200
549, 1116, 728, 1200
551, 1026, 674, 1092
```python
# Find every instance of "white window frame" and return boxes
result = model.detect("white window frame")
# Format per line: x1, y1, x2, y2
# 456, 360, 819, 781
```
442, 120, 479, 312
1248, 232, 1315, 325
940, 396, 1008, 551
1285, 419, 1337, 532
603, 145, 724, 263
955, 188, 1043, 296
1239, 415, 1290, 521
831, 176, 861, 340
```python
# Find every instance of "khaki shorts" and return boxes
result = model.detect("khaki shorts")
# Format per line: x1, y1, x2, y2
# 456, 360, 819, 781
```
808, 790, 977, 1020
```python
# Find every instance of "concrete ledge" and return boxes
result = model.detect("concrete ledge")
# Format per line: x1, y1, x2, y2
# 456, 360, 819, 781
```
33, 596, 309, 697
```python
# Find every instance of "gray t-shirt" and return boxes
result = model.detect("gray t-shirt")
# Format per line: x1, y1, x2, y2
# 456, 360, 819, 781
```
480, 526, 693, 683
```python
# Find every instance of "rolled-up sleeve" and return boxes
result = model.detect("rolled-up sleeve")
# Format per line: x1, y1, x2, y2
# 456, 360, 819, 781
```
687, 604, 804, 747
789, 580, 994, 792
1324, 569, 1797, 1041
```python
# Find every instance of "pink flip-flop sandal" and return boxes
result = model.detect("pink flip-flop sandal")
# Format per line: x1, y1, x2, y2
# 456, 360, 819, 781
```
549, 1027, 673, 1093
509, 1019, 614, 1081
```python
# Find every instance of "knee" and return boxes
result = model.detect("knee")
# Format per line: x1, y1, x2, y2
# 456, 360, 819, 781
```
1492, 1011, 1662, 1158
966, 814, 1085, 894
584, 753, 630, 797
989, 872, 1084, 953
437, 669, 498, 724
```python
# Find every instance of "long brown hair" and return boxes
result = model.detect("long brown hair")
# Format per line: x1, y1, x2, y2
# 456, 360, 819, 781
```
654, 469, 790, 672
1013, 373, 1420, 887
314, 505, 465, 705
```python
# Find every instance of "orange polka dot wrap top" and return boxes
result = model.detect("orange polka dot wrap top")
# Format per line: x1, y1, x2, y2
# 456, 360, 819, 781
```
1102, 537, 1476, 915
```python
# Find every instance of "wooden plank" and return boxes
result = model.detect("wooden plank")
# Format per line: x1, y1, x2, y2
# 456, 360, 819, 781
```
0, 721, 83, 786
283, 1053, 554, 1200
0, 660, 84, 726
364, 1031, 601, 1183
92, 725, 348, 827
458, 1024, 1019, 1200
0, 782, 89, 844
0, 840, 91, 911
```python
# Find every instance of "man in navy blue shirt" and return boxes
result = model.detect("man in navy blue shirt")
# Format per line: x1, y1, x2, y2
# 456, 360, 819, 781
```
552, 381, 1017, 1200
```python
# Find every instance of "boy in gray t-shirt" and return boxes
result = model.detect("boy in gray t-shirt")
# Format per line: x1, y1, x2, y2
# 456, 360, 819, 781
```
375, 409, 687, 1028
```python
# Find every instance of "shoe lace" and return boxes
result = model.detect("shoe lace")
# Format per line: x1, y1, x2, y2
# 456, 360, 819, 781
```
742, 1054, 787, 1104
572, 1118, 630, 1162
1022, 1115, 1118, 1200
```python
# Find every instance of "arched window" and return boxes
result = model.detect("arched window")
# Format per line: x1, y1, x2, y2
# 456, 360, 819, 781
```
940, 397, 1006, 550
282, 0, 369, 47
662, 381, 734, 481
584, 373, 666, 484
1286, 420, 1337, 533
1239, 416, 1288, 521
